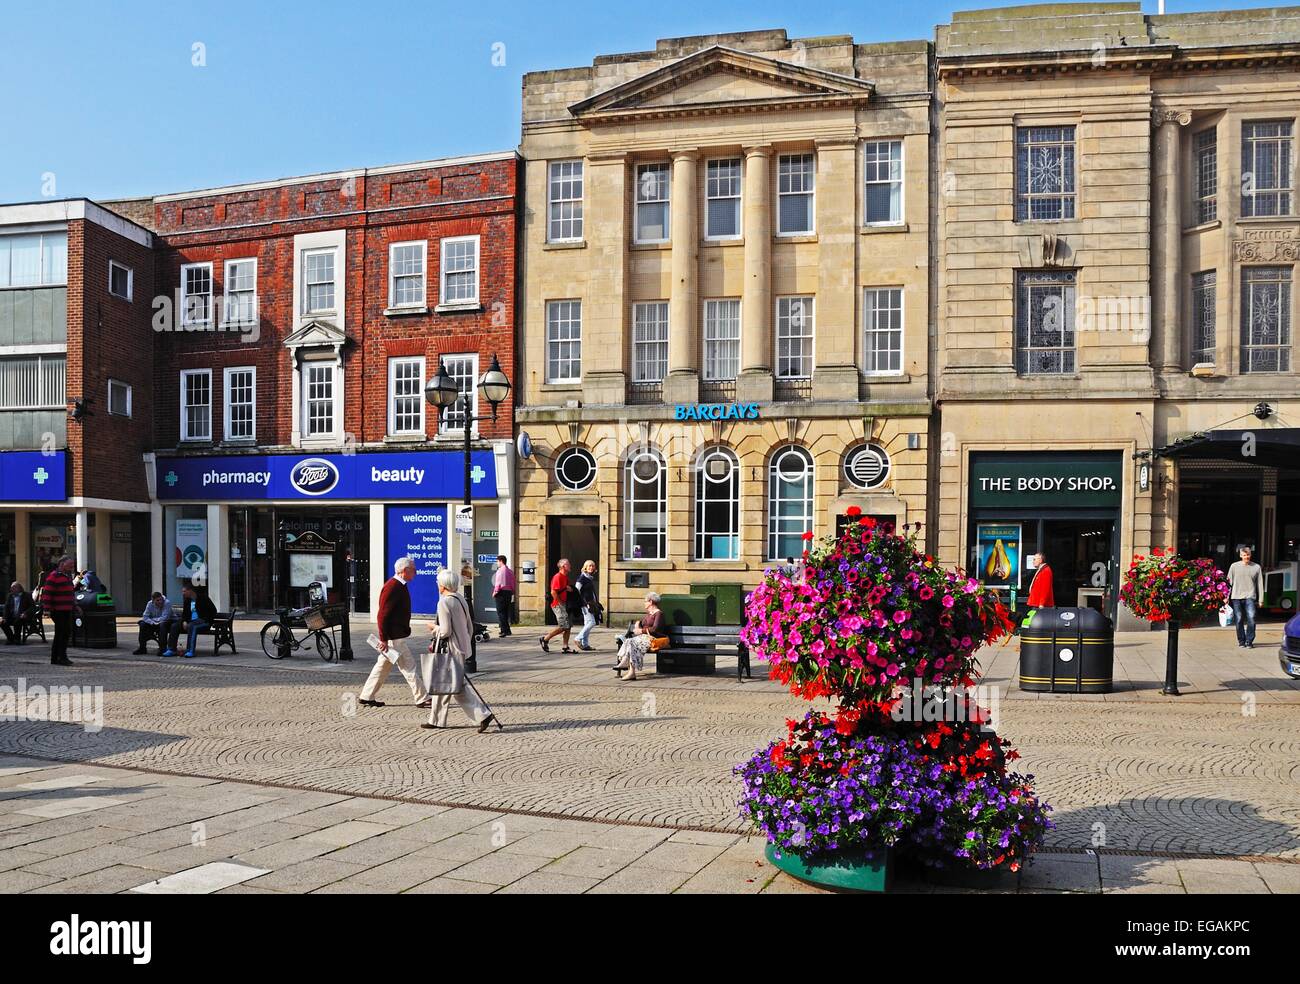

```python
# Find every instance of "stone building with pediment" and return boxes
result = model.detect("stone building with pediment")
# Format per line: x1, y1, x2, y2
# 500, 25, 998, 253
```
934, 3, 1300, 627
515, 30, 933, 621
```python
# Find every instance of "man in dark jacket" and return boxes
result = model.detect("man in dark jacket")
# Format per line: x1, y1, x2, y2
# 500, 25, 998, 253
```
1, 582, 35, 645
164, 583, 217, 658
358, 557, 428, 708
43, 557, 78, 666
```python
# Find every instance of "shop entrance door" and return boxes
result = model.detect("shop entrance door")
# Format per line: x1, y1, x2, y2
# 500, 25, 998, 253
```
1041, 519, 1117, 615
545, 516, 599, 624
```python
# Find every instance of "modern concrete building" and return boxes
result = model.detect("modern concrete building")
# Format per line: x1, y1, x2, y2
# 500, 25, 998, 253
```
933, 3, 1300, 626
516, 29, 935, 621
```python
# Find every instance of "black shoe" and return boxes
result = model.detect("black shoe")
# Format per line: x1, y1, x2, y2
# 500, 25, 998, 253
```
538, 636, 550, 653
52, 657, 72, 666
131, 648, 147, 655
358, 698, 385, 707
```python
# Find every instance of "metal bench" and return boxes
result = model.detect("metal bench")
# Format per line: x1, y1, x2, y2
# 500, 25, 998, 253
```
20, 603, 46, 644
657, 624, 750, 678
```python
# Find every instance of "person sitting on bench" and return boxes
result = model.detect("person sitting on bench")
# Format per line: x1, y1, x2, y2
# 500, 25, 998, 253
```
1, 582, 34, 645
134, 592, 175, 655
164, 583, 217, 658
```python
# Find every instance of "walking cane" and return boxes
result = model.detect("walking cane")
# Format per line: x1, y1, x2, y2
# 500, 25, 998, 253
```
465, 676, 504, 730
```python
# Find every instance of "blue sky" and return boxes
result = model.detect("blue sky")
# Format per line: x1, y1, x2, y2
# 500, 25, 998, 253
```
0, 0, 1274, 202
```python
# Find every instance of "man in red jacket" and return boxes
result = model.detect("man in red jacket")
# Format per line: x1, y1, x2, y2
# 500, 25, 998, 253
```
358, 557, 428, 709
1027, 553, 1055, 609
42, 555, 79, 666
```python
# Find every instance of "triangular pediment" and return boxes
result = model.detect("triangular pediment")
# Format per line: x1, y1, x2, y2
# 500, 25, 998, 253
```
570, 45, 873, 123
284, 319, 346, 350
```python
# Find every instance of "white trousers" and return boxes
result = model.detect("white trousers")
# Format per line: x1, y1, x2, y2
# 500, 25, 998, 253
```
428, 682, 491, 728
360, 638, 427, 703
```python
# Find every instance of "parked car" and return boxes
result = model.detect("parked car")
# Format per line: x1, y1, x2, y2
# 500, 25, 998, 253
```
1280, 612, 1300, 680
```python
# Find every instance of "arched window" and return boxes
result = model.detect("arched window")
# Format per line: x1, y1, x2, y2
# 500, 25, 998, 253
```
768, 445, 814, 561
695, 447, 739, 559
624, 448, 666, 560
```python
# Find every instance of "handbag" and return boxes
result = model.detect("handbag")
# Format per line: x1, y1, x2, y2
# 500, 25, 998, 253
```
649, 635, 670, 652
422, 597, 469, 695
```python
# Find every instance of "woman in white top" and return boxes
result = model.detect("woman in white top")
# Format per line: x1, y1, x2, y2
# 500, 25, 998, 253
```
422, 568, 500, 732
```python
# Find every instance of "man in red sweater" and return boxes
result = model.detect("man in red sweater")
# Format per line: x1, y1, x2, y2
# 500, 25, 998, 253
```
358, 557, 428, 708
1027, 553, 1055, 609
42, 555, 78, 666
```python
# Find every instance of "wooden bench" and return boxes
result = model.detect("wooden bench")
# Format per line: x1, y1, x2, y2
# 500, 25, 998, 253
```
170, 607, 238, 656
656, 625, 750, 678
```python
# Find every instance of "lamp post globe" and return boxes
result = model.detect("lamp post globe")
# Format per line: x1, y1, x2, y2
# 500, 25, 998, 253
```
425, 361, 460, 410
479, 354, 512, 411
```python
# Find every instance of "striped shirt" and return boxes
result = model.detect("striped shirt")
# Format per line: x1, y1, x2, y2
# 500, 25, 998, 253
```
41, 570, 75, 613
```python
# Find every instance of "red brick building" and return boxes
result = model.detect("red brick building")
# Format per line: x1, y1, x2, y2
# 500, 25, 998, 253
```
114, 152, 520, 616
0, 200, 156, 612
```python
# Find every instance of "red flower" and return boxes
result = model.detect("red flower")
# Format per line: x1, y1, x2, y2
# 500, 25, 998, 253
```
845, 506, 862, 518
801, 531, 814, 541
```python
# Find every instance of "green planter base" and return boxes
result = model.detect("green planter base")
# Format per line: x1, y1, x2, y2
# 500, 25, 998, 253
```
765, 843, 894, 893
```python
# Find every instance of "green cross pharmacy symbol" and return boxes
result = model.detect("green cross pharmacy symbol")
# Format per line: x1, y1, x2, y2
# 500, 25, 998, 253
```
32, 467, 49, 485
470, 465, 485, 485
164, 471, 179, 487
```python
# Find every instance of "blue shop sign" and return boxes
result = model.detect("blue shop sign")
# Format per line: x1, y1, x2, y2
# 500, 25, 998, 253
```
0, 450, 67, 502
674, 403, 760, 421
156, 451, 497, 501
385, 505, 447, 615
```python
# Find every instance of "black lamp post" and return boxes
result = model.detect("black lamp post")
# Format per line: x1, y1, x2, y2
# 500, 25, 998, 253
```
426, 355, 511, 672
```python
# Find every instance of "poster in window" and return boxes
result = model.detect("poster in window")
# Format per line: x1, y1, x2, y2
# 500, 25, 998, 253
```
175, 519, 208, 579
975, 523, 1021, 589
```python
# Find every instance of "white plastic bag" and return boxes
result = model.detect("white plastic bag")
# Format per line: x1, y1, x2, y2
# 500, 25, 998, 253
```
1219, 605, 1235, 628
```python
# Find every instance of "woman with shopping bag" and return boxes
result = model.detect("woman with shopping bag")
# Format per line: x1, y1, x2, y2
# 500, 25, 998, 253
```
421, 568, 502, 733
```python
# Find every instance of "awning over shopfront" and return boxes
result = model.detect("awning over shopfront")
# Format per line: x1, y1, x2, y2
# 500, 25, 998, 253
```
1156, 428, 1300, 470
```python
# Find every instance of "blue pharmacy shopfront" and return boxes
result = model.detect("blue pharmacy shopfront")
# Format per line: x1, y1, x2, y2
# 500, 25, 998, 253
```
152, 447, 514, 618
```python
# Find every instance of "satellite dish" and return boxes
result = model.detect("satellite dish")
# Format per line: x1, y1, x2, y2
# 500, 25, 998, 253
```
517, 431, 533, 460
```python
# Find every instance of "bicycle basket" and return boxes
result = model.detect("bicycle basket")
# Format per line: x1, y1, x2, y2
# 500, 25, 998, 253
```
304, 607, 328, 631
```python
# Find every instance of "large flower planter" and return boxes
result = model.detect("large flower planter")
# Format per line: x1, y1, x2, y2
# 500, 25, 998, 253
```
765, 843, 893, 893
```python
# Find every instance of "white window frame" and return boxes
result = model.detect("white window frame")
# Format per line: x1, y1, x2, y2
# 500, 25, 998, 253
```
862, 287, 904, 376
705, 157, 743, 241
0, 355, 66, 410
624, 447, 667, 561
631, 301, 669, 383
546, 299, 582, 384
634, 162, 671, 244
301, 359, 339, 439
863, 140, 905, 227
694, 446, 740, 561
767, 445, 814, 563
547, 160, 585, 243
180, 262, 213, 326
387, 241, 426, 310
0, 231, 68, 288
108, 260, 133, 301
302, 248, 337, 316
107, 378, 132, 418
438, 353, 479, 435
438, 236, 480, 307
223, 366, 256, 442
703, 299, 742, 381
775, 296, 815, 379
180, 369, 212, 442
776, 153, 816, 236
222, 257, 258, 327
387, 356, 426, 437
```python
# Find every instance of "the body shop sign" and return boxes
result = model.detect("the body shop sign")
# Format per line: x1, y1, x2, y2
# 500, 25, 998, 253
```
969, 452, 1123, 509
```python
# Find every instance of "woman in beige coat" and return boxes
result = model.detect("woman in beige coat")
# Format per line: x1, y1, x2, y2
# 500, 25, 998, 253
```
421, 568, 500, 732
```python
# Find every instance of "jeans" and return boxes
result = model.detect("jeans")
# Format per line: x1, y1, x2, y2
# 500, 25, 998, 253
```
578, 606, 598, 648
166, 620, 208, 654
1232, 598, 1257, 646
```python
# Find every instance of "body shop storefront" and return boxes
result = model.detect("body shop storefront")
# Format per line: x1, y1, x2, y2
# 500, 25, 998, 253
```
153, 448, 512, 618
966, 451, 1125, 620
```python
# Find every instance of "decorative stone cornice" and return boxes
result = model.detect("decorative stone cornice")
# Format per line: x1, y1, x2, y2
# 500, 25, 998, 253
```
1233, 229, 1300, 262
1151, 108, 1192, 128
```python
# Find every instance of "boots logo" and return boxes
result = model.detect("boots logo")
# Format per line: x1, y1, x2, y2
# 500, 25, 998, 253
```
290, 458, 339, 496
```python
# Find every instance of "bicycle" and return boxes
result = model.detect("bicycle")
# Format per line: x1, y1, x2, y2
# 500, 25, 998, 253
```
260, 606, 337, 662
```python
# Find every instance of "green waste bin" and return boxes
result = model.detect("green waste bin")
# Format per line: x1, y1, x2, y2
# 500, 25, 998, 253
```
690, 583, 744, 624
660, 593, 715, 627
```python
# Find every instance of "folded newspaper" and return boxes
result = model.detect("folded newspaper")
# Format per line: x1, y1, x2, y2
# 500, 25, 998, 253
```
366, 633, 401, 665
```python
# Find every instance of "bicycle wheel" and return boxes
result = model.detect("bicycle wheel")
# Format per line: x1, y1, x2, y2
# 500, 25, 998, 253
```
261, 622, 291, 659
313, 629, 337, 662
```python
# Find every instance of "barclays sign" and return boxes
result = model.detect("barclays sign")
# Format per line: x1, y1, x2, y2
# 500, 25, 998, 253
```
674, 402, 760, 421
290, 458, 341, 496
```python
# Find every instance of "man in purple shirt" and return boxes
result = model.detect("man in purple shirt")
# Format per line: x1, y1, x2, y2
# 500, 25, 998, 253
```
491, 556, 515, 638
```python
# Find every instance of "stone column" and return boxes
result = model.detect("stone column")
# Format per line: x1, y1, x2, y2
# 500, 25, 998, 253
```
74, 508, 89, 572
1152, 109, 1190, 372
739, 145, 773, 402
582, 152, 629, 405
812, 137, 862, 400
664, 151, 699, 405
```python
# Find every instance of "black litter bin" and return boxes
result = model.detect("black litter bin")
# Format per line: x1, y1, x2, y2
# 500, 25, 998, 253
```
1018, 607, 1113, 693
73, 576, 118, 648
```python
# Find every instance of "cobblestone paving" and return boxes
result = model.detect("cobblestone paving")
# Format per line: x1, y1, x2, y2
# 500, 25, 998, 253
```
1, 620, 1298, 862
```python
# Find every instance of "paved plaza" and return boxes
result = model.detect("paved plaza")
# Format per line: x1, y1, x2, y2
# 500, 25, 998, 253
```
1, 616, 1298, 893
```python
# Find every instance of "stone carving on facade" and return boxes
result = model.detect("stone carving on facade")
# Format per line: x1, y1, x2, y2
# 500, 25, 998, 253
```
1151, 108, 1192, 127
1233, 229, 1300, 262
1023, 232, 1072, 268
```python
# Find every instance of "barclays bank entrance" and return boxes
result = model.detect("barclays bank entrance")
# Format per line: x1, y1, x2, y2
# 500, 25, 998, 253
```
154, 447, 510, 618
